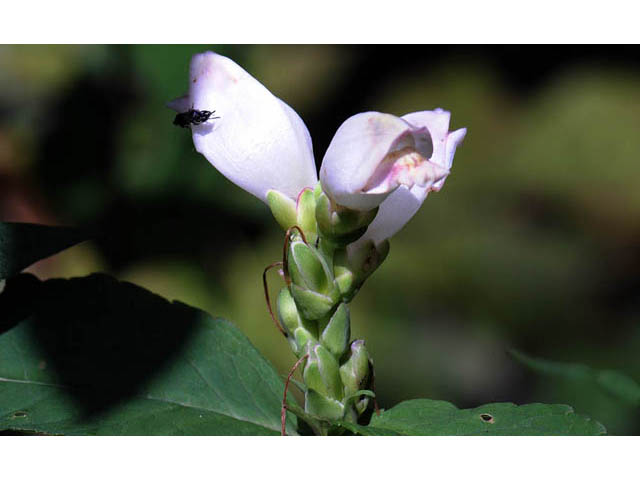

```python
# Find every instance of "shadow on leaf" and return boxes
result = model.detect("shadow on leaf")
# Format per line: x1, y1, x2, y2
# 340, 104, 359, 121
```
1, 273, 199, 419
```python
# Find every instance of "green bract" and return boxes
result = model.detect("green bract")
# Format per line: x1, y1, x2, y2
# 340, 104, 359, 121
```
267, 188, 317, 243
315, 186, 378, 245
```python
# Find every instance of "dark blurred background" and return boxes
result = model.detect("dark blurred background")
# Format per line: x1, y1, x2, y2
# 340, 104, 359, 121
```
1, 45, 639, 434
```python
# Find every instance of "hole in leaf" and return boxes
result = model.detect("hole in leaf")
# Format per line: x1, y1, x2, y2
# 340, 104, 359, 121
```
479, 413, 494, 423
12, 411, 28, 419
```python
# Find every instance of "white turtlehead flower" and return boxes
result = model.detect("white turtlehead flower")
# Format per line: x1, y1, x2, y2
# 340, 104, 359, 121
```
169, 52, 466, 247
168, 51, 318, 203
344, 110, 466, 247
320, 111, 456, 211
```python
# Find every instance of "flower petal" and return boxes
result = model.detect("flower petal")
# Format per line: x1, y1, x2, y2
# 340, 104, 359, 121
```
351, 110, 467, 247
402, 109, 466, 191
320, 112, 417, 211
350, 184, 428, 249
171, 51, 318, 203
436, 127, 467, 191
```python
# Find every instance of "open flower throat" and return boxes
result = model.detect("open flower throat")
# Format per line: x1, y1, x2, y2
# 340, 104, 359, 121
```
363, 146, 450, 195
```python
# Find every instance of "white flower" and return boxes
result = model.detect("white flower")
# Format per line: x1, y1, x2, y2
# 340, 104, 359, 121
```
319, 111, 458, 211
347, 110, 466, 247
170, 52, 466, 247
168, 51, 318, 203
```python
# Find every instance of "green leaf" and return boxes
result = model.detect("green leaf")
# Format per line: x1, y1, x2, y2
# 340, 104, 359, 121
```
0, 222, 87, 279
0, 274, 296, 435
510, 349, 640, 406
336, 421, 397, 436
340, 399, 605, 435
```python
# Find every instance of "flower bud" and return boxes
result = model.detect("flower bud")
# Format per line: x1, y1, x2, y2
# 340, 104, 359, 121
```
303, 344, 343, 400
266, 190, 297, 232
287, 236, 332, 294
267, 187, 317, 242
295, 188, 317, 242
287, 234, 341, 321
319, 302, 350, 358
276, 287, 315, 354
289, 285, 340, 323
339, 340, 371, 397
340, 340, 372, 417
305, 390, 344, 421
333, 240, 390, 301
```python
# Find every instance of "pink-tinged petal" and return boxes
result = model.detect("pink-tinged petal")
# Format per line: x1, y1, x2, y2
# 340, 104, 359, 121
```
350, 184, 428, 250
171, 51, 317, 203
320, 112, 413, 210
402, 109, 466, 191
320, 112, 449, 211
433, 127, 467, 191
402, 109, 451, 152
349, 110, 466, 246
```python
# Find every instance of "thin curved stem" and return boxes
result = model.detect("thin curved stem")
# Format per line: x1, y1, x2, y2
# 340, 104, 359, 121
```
281, 354, 309, 436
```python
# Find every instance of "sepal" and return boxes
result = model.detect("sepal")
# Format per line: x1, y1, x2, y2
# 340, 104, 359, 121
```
333, 240, 390, 301
276, 287, 315, 354
303, 344, 343, 400
339, 340, 371, 396
290, 284, 340, 322
267, 188, 317, 242
315, 188, 378, 246
305, 390, 344, 421
320, 302, 350, 358
267, 190, 297, 231
296, 188, 317, 243
287, 238, 333, 295
340, 340, 373, 416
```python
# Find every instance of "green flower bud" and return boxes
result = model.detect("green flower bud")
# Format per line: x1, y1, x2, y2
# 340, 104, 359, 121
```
287, 238, 333, 294
303, 352, 326, 396
286, 232, 342, 321
315, 188, 378, 246
333, 239, 390, 302
276, 287, 316, 354
339, 340, 371, 397
295, 188, 317, 243
276, 287, 302, 335
303, 344, 343, 400
333, 261, 354, 299
292, 327, 316, 355
320, 302, 350, 358
290, 284, 340, 322
340, 340, 372, 417
305, 390, 344, 421
267, 188, 318, 244
266, 190, 298, 232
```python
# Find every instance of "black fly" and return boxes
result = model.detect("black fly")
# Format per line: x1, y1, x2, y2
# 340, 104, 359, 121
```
173, 108, 220, 128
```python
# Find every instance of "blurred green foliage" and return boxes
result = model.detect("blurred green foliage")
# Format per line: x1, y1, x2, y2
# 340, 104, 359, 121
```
1, 45, 639, 434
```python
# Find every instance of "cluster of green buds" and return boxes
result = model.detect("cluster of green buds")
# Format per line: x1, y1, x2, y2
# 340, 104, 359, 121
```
267, 186, 389, 430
